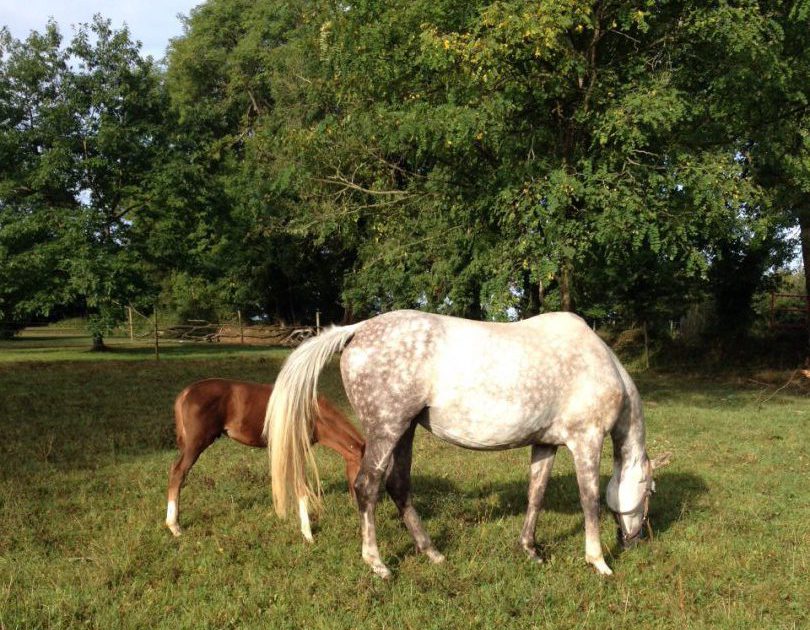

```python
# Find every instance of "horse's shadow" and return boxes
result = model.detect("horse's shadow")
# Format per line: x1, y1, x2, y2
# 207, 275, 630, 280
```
326, 470, 706, 555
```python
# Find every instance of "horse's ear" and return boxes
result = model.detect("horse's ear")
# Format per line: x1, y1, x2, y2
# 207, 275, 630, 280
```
650, 451, 673, 470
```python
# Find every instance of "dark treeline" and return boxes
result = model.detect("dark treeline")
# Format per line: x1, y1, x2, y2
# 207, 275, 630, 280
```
1, 1, 808, 349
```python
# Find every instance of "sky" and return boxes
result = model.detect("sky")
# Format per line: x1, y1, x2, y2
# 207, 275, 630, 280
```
1, 0, 203, 60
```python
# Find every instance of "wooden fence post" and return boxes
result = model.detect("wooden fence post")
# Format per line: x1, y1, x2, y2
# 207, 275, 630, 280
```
643, 321, 650, 370
127, 306, 134, 342
154, 305, 160, 361
316, 309, 321, 335
238, 309, 244, 344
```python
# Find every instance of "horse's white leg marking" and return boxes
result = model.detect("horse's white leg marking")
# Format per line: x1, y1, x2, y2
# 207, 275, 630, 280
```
361, 510, 391, 579
571, 442, 613, 576
166, 500, 181, 537
298, 496, 313, 543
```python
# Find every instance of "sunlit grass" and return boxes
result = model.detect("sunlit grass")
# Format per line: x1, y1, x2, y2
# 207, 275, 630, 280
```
0, 331, 282, 363
0, 348, 807, 628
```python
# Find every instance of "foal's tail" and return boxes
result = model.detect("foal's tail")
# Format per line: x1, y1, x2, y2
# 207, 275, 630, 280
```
264, 323, 361, 518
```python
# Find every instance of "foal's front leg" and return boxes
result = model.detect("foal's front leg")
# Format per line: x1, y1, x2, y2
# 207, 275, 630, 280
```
571, 443, 612, 576
519, 444, 557, 561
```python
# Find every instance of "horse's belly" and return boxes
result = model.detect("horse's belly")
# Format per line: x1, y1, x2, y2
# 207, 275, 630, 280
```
420, 404, 549, 450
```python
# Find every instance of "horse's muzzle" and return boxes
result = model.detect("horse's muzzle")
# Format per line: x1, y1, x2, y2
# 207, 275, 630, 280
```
617, 526, 644, 549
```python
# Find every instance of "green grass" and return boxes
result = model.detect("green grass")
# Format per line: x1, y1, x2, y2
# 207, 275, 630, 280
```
0, 341, 807, 628
0, 330, 282, 363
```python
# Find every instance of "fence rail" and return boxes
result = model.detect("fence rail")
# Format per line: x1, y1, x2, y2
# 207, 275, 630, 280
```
3, 308, 321, 358
769, 293, 810, 330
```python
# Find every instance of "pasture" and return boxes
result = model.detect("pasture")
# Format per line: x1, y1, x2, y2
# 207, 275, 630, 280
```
0, 337, 807, 629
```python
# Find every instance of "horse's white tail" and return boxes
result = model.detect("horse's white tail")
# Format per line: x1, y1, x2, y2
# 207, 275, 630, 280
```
264, 323, 361, 518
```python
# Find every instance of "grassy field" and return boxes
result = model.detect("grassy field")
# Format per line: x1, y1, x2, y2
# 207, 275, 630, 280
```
0, 334, 807, 628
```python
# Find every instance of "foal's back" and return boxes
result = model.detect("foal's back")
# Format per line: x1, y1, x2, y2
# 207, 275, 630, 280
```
176, 378, 270, 448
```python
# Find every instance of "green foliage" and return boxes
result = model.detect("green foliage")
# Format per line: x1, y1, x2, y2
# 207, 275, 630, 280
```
2, 1, 808, 340
0, 19, 168, 342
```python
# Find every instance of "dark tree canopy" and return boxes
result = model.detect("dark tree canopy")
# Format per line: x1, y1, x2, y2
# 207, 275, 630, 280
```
1, 1, 808, 347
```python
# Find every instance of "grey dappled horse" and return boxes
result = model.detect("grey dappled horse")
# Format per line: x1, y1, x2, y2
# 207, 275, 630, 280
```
265, 310, 671, 578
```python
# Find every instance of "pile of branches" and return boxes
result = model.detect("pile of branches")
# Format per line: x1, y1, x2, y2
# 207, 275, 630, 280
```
159, 320, 316, 346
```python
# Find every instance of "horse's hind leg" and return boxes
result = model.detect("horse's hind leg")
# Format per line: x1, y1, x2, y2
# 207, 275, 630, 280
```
519, 444, 557, 562
298, 494, 313, 542
165, 445, 206, 536
385, 422, 444, 564
353, 419, 416, 579
571, 442, 612, 576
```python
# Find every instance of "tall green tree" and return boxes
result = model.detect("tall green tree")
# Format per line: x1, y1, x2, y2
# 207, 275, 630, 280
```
161, 0, 353, 324
256, 0, 782, 326
0, 18, 168, 347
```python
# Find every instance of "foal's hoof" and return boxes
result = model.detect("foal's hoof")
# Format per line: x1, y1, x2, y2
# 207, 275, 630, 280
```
167, 523, 182, 537
425, 548, 446, 564
588, 558, 613, 576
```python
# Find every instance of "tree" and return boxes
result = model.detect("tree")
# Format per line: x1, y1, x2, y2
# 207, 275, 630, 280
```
161, 0, 353, 323
259, 0, 783, 325
0, 19, 168, 347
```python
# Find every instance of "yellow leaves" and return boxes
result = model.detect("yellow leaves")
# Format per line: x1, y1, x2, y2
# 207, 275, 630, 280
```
443, 39, 450, 50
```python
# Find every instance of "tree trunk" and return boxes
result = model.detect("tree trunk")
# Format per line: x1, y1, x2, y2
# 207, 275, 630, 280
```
521, 271, 542, 317
91, 333, 107, 352
799, 209, 810, 350
560, 262, 574, 312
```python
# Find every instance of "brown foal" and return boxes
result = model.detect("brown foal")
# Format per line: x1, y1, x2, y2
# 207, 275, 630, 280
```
166, 378, 364, 541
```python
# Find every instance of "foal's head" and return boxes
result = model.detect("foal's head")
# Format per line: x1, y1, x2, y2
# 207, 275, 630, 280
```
606, 451, 672, 548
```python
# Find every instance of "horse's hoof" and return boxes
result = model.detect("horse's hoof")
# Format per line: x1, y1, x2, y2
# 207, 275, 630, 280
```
589, 558, 613, 576
425, 548, 445, 564
167, 523, 182, 537
371, 563, 392, 579
520, 544, 543, 564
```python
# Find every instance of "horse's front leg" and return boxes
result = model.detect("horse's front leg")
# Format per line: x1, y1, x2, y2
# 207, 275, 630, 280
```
571, 442, 612, 576
519, 444, 557, 562
385, 422, 444, 564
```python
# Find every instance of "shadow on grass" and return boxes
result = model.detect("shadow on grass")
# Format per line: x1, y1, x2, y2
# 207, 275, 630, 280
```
634, 371, 809, 409
323, 470, 706, 569
398, 470, 707, 537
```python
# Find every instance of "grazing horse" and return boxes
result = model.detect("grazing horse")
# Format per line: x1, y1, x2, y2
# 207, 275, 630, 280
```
265, 310, 672, 578
166, 378, 364, 541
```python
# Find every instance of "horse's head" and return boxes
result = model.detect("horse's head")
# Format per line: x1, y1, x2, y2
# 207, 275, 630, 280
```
606, 451, 672, 549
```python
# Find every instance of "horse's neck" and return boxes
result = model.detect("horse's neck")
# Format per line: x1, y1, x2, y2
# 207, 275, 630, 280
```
611, 405, 646, 475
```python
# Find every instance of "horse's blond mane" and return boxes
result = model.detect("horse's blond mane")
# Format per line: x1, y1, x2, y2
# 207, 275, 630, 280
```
264, 324, 360, 517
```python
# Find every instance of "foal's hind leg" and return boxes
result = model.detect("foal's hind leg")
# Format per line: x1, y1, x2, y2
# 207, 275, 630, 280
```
385, 422, 444, 564
165, 445, 207, 536
519, 444, 557, 562
571, 442, 612, 576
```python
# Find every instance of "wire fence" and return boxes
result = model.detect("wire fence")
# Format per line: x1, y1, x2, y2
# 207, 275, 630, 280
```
2, 305, 322, 358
